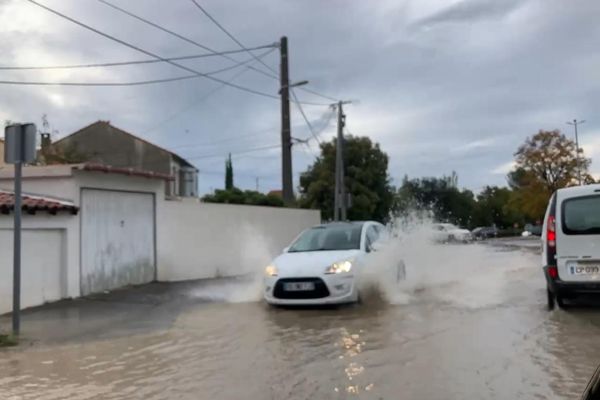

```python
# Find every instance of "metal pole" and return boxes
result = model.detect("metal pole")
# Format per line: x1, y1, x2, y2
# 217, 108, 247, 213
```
573, 120, 582, 185
12, 160, 22, 335
279, 36, 293, 204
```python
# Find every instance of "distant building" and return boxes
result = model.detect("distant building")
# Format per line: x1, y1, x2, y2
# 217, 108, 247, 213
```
267, 190, 283, 198
41, 121, 198, 197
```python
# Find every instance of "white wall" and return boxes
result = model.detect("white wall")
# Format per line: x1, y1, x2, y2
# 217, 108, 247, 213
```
157, 199, 321, 281
0, 214, 77, 314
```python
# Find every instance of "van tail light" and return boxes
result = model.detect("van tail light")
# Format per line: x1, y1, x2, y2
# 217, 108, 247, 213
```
548, 266, 558, 280
547, 215, 556, 247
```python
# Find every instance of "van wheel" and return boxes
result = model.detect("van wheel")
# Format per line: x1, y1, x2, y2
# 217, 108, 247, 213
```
547, 288, 555, 310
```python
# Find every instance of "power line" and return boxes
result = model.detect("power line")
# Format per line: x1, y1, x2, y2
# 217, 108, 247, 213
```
0, 44, 276, 71
298, 86, 340, 102
143, 48, 276, 134
0, 48, 274, 87
98, 0, 278, 80
188, 0, 278, 76
97, 0, 334, 106
186, 143, 281, 160
290, 88, 321, 145
26, 0, 286, 100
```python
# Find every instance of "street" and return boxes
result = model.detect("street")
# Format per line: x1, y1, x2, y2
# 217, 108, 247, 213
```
1, 241, 600, 400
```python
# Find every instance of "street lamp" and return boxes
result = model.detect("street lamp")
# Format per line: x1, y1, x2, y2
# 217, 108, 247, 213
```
279, 80, 308, 94
566, 119, 586, 185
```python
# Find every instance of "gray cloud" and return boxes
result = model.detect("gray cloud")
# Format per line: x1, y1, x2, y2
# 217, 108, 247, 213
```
0, 0, 598, 195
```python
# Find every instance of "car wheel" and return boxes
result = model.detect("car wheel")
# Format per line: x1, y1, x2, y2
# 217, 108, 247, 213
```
448, 235, 455, 243
547, 288, 555, 310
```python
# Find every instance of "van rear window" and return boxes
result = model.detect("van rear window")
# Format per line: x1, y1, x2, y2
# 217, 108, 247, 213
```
562, 195, 600, 235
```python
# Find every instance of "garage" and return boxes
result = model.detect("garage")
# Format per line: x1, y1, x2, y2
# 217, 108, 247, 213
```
0, 229, 66, 313
81, 189, 155, 295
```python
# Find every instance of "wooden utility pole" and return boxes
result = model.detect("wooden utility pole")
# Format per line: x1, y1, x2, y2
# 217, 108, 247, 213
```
279, 36, 293, 204
334, 101, 350, 221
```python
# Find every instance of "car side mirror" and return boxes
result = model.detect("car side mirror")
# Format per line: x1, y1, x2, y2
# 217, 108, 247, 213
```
370, 242, 385, 252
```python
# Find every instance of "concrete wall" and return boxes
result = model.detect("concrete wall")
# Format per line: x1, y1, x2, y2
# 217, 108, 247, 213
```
0, 214, 78, 314
0, 139, 4, 166
157, 199, 321, 281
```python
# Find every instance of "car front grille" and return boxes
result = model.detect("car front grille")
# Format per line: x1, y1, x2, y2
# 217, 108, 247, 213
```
273, 277, 330, 299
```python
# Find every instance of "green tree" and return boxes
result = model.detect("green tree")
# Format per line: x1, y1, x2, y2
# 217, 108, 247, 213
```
202, 188, 284, 207
299, 135, 393, 221
395, 175, 476, 227
225, 153, 233, 190
473, 186, 524, 228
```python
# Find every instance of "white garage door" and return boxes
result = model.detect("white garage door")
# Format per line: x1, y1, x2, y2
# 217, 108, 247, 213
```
0, 229, 65, 314
81, 189, 155, 295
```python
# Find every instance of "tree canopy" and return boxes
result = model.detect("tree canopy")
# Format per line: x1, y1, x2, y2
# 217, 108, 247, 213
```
299, 135, 393, 221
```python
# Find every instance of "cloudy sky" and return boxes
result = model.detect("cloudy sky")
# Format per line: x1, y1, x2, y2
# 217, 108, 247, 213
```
1, 0, 599, 194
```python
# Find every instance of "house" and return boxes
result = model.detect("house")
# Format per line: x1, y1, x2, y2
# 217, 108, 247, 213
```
0, 163, 321, 314
0, 163, 169, 313
41, 121, 198, 197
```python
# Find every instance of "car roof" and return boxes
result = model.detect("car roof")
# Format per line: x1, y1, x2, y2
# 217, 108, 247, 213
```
312, 221, 374, 229
557, 183, 600, 200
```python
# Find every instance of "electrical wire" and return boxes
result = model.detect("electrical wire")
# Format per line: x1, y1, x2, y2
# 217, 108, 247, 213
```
290, 88, 321, 145
0, 48, 274, 87
97, 0, 335, 106
188, 0, 278, 76
186, 143, 281, 160
143, 48, 276, 134
0, 44, 276, 71
98, 0, 278, 80
26, 0, 288, 100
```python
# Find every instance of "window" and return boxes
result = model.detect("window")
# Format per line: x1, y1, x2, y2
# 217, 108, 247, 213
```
562, 195, 600, 235
288, 224, 363, 252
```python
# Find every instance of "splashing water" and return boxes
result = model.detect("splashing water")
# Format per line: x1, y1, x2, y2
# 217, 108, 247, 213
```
189, 215, 539, 308
361, 213, 539, 309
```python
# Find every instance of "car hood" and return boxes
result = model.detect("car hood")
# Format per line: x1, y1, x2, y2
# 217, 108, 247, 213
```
272, 249, 362, 277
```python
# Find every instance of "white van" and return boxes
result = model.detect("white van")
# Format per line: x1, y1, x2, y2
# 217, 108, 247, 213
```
542, 183, 600, 309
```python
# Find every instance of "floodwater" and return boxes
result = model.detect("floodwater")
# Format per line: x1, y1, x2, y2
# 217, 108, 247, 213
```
2, 242, 600, 399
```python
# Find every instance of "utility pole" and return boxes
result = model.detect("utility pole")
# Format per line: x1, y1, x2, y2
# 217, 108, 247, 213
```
334, 101, 352, 221
279, 36, 308, 205
566, 119, 585, 185
256, 177, 259, 192
279, 36, 293, 204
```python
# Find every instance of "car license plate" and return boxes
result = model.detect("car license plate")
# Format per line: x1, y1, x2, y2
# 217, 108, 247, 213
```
283, 282, 315, 291
569, 263, 600, 276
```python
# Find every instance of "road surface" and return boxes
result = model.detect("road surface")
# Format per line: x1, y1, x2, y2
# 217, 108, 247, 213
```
1, 241, 600, 399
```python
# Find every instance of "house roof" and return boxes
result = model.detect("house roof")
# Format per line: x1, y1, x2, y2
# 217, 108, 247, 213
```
0, 190, 78, 215
54, 120, 197, 170
74, 163, 174, 180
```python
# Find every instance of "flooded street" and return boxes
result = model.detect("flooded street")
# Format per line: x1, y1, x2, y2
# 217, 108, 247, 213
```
2, 243, 600, 400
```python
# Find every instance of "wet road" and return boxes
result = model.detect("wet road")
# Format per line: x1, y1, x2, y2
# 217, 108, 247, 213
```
2, 243, 600, 399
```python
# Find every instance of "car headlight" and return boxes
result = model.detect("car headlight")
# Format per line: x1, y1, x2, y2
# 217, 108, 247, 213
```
325, 260, 353, 274
264, 265, 278, 277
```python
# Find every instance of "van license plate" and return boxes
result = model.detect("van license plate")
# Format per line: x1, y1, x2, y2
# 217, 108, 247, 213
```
284, 282, 315, 291
569, 264, 600, 276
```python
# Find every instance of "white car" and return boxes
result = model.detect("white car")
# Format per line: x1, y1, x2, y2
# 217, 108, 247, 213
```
263, 221, 404, 305
543, 183, 600, 309
432, 223, 472, 243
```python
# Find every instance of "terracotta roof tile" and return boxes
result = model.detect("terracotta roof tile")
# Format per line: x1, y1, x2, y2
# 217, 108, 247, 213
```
0, 191, 78, 215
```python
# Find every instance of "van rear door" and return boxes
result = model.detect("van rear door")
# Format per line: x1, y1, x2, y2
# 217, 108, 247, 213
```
556, 189, 600, 282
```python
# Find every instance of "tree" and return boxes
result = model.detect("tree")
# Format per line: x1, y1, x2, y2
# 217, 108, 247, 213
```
394, 175, 476, 227
225, 153, 233, 190
472, 186, 524, 228
299, 135, 393, 222
508, 129, 593, 220
202, 188, 284, 207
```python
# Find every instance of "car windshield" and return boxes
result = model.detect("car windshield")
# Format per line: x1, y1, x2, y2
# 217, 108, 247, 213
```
288, 225, 363, 252
563, 195, 600, 234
